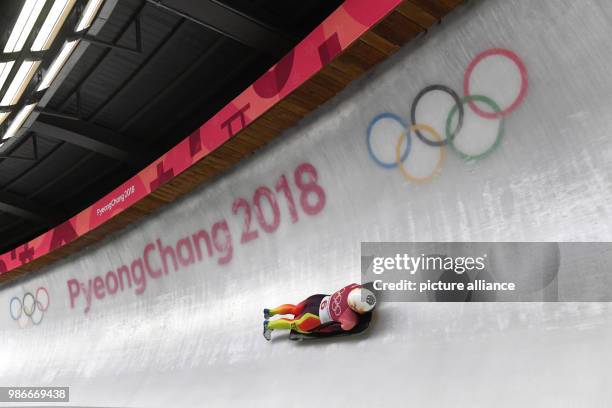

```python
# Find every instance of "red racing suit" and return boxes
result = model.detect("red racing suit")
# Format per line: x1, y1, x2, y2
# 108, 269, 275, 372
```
318, 283, 360, 331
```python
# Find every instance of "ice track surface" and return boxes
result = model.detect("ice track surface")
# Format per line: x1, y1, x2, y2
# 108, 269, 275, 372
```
2, 0, 612, 406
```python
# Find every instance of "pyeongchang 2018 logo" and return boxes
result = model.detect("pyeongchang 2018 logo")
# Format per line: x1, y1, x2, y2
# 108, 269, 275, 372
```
366, 48, 528, 184
9, 287, 50, 328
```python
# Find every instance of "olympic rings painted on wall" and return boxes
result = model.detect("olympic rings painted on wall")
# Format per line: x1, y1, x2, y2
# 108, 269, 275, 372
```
9, 286, 50, 327
366, 47, 528, 184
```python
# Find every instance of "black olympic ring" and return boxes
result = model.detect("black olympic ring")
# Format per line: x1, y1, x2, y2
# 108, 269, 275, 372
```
9, 287, 49, 326
410, 84, 464, 147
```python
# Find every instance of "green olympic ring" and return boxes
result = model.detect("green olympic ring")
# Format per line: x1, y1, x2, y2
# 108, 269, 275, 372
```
446, 94, 506, 161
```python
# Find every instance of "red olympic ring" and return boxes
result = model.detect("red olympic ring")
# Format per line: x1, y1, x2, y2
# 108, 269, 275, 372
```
36, 286, 50, 311
463, 48, 528, 119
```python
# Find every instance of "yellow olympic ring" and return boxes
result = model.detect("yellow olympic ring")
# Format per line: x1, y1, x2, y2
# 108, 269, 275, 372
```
395, 124, 446, 184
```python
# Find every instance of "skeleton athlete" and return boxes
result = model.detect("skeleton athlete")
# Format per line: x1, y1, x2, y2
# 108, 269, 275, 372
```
263, 283, 377, 341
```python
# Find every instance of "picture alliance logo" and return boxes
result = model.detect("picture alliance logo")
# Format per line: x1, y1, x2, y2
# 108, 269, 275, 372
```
9, 287, 50, 328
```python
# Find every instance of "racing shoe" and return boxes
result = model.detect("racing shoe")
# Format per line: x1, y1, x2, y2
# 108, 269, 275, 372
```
263, 320, 272, 341
263, 308, 271, 319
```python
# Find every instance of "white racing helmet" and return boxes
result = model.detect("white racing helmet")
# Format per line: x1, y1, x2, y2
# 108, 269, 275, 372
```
347, 287, 377, 314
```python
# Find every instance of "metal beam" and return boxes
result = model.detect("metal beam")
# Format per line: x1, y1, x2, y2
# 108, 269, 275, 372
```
0, 190, 60, 224
30, 116, 147, 166
146, 0, 295, 58
77, 16, 143, 55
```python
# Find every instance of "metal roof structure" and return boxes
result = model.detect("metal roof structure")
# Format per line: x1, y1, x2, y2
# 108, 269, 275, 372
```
0, 0, 342, 253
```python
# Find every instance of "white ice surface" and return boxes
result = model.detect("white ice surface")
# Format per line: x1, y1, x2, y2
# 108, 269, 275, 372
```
2, 0, 612, 406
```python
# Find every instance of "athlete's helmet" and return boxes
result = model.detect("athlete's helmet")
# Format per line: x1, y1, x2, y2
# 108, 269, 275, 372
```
347, 287, 376, 314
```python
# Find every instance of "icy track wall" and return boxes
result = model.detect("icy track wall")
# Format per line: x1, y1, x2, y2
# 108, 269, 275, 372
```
2, 0, 612, 406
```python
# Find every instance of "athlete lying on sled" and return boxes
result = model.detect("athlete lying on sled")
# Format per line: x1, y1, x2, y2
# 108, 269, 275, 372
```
263, 283, 377, 341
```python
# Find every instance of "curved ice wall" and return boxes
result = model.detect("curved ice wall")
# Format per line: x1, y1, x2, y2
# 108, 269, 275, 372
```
2, 0, 612, 406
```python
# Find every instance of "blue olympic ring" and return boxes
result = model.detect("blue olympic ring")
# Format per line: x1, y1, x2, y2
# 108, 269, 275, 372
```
366, 112, 411, 169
